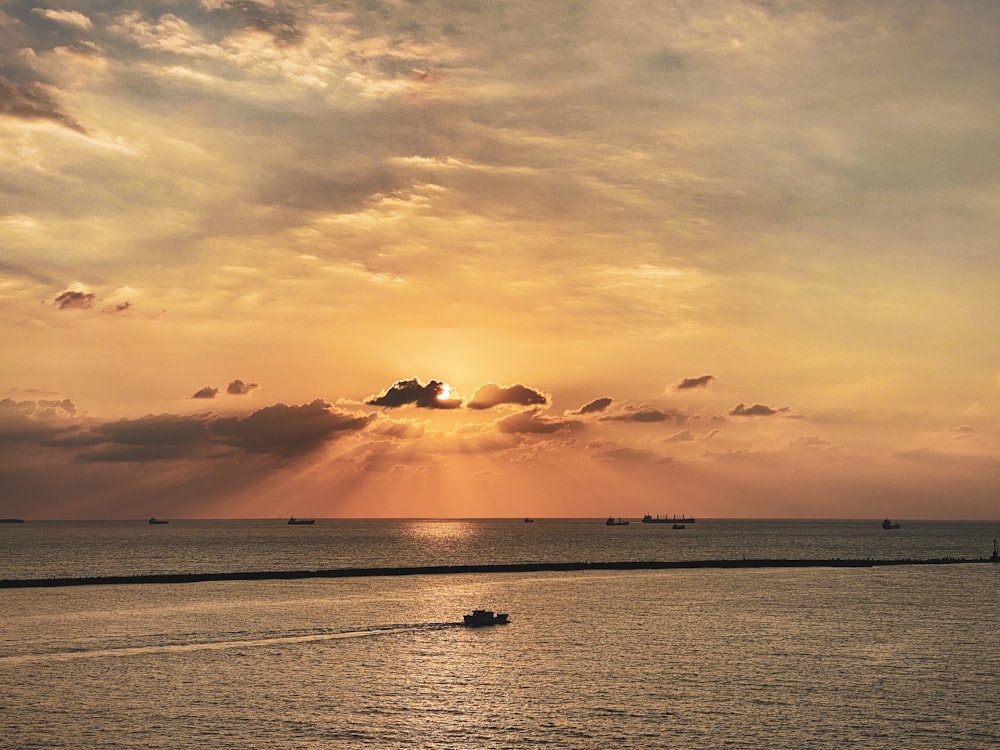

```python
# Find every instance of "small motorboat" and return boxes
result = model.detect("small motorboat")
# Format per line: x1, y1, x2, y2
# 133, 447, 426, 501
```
148, 517, 168, 524
288, 517, 315, 525
463, 610, 509, 627
882, 518, 900, 530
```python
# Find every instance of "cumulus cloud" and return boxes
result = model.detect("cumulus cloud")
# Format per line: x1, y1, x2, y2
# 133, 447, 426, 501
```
193, 380, 259, 398
71, 400, 375, 462
367, 378, 461, 409
227, 379, 258, 395
467, 382, 547, 410
730, 403, 790, 417
210, 399, 374, 455
99, 413, 208, 447
0, 398, 80, 443
53, 290, 96, 310
0, 78, 87, 134
495, 408, 579, 435
36, 399, 77, 417
570, 397, 613, 415
674, 374, 715, 390
1, 390, 378, 469
75, 413, 212, 462
600, 404, 676, 423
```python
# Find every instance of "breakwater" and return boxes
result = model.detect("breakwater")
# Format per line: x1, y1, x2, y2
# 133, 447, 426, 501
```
1, 557, 995, 589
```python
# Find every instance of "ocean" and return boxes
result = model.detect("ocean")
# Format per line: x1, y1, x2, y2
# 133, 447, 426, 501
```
2, 518, 998, 749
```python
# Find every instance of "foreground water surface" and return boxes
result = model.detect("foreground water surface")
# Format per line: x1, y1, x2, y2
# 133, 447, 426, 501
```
2, 519, 998, 748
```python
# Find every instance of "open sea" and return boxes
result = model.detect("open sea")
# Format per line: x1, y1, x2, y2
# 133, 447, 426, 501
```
2, 518, 998, 749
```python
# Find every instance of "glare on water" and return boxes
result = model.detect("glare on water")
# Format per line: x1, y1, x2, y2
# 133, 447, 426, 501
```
3, 564, 998, 749
2, 519, 998, 749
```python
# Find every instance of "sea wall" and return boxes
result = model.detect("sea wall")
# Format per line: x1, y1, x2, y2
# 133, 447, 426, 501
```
1, 557, 994, 589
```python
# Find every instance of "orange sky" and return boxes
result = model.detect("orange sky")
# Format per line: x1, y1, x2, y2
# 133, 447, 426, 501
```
2, 1, 998, 520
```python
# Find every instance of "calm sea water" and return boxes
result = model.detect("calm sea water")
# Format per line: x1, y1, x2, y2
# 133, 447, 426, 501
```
2, 519, 998, 749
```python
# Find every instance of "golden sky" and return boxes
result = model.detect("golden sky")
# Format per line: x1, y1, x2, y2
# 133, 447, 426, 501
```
2, 1, 998, 519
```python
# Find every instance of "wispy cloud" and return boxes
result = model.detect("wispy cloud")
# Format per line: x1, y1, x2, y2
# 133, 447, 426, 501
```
674, 375, 714, 390
0, 78, 88, 134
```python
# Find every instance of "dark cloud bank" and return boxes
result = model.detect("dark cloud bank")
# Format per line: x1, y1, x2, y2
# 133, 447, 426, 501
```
2, 398, 373, 462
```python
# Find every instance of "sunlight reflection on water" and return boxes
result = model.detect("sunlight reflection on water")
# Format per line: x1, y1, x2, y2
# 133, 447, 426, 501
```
3, 566, 998, 749
3, 520, 999, 748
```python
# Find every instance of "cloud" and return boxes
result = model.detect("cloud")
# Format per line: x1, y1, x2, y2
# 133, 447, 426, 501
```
53, 290, 96, 310
467, 382, 547, 410
592, 446, 670, 463
0, 398, 80, 443
790, 435, 838, 450
98, 413, 208, 447
674, 374, 715, 390
102, 301, 134, 314
193, 380, 259, 398
662, 427, 721, 444
495, 408, 580, 435
730, 403, 790, 417
30, 8, 93, 30
73, 400, 375, 461
570, 397, 613, 415
945, 425, 977, 441
890, 448, 1000, 468
367, 378, 461, 409
209, 399, 374, 455
76, 413, 214, 463
78, 444, 202, 462
227, 379, 259, 395
0, 78, 87, 134
665, 429, 695, 442
600, 404, 676, 423
219, 1, 303, 46
2, 390, 377, 468
0, 260, 54, 286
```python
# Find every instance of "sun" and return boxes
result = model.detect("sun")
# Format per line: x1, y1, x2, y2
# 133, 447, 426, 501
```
437, 382, 454, 401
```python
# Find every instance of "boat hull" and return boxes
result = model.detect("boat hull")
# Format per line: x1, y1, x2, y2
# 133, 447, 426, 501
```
642, 515, 695, 524
463, 610, 509, 627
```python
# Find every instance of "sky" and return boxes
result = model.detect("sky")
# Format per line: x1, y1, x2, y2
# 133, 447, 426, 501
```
2, 0, 998, 520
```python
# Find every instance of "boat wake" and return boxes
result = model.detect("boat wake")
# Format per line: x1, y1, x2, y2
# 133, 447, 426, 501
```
0, 622, 462, 665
